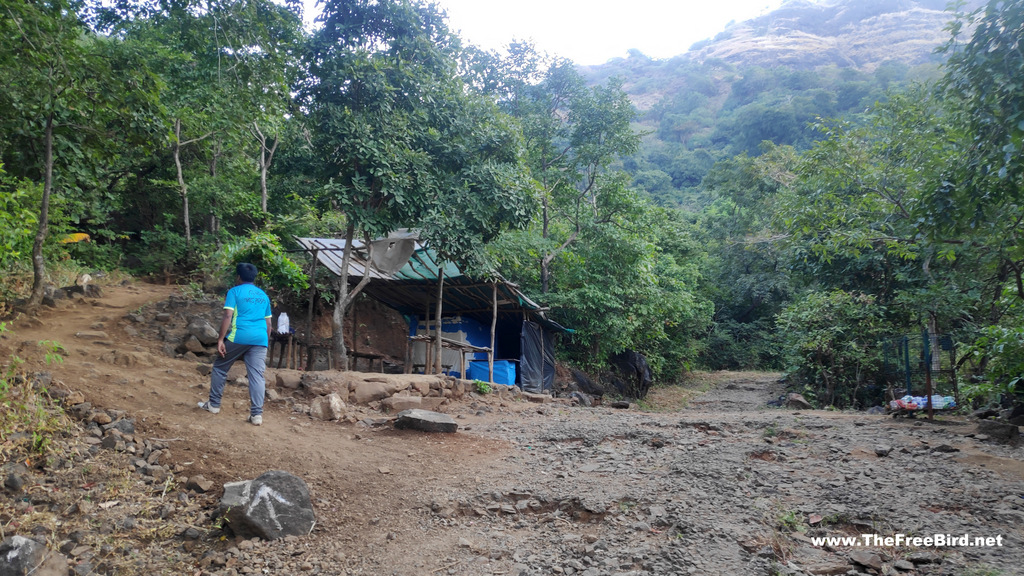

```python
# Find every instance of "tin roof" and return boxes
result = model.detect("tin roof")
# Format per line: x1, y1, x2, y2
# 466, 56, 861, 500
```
295, 236, 570, 333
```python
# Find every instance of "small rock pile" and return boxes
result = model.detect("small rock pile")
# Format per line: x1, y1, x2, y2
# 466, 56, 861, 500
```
0, 373, 226, 576
122, 293, 225, 363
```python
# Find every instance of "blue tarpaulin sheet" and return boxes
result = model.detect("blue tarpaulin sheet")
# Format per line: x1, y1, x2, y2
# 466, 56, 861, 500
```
468, 361, 516, 385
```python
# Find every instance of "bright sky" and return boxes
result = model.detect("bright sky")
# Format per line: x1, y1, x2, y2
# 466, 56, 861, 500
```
304, 0, 784, 66
436, 0, 784, 65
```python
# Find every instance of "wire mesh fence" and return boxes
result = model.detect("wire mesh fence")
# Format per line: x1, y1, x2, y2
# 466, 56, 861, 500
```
881, 332, 959, 403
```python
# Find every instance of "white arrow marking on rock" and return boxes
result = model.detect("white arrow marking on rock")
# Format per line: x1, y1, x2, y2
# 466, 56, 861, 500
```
247, 485, 293, 531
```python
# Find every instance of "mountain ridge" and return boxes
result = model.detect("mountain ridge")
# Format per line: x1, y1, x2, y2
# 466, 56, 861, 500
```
573, 0, 988, 207
688, 0, 968, 70
582, 0, 984, 73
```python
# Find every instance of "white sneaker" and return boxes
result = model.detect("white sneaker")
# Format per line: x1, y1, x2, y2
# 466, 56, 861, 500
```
198, 401, 220, 414
248, 415, 262, 426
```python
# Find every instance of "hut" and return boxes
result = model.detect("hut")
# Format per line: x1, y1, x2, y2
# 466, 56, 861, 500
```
295, 233, 569, 393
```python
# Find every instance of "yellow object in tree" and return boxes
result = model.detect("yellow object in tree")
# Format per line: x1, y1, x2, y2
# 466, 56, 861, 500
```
59, 233, 91, 244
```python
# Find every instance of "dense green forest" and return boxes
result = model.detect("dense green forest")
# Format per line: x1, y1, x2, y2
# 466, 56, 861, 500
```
1, 0, 1022, 409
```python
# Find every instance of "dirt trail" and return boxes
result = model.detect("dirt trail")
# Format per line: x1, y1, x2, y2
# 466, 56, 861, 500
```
3, 281, 1023, 576
6, 282, 521, 573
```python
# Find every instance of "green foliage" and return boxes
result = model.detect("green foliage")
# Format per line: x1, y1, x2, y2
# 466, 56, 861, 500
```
0, 0, 169, 304
178, 281, 207, 301
38, 340, 66, 366
300, 0, 534, 274
217, 231, 309, 299
960, 296, 1024, 405
777, 290, 892, 408
0, 168, 39, 270
476, 43, 713, 378
941, 0, 1024, 190
540, 201, 713, 378
473, 380, 493, 395
133, 224, 190, 279
776, 509, 805, 533
694, 148, 797, 370
702, 318, 782, 371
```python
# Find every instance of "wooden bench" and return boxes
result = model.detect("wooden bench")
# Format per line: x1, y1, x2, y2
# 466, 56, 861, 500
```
269, 332, 299, 369
406, 334, 489, 377
351, 350, 385, 372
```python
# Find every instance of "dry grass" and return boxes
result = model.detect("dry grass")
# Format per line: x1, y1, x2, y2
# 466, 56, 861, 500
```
641, 370, 783, 412
641, 371, 720, 412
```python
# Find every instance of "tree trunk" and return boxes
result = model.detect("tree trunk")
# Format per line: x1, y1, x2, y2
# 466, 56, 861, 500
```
331, 223, 373, 371
541, 198, 550, 294
27, 114, 55, 308
539, 196, 578, 295
331, 274, 349, 370
253, 122, 278, 214
173, 119, 191, 245
434, 269, 444, 373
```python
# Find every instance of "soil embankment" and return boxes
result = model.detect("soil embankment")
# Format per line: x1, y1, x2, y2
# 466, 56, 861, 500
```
1, 281, 1021, 575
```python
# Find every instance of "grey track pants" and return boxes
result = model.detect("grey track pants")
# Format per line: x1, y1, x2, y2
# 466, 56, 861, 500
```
207, 341, 267, 417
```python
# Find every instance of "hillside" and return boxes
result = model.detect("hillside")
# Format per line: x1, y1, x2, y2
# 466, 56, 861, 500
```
576, 0, 985, 207
689, 0, 971, 70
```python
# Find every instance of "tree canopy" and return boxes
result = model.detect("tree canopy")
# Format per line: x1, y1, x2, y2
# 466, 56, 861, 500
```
2, 0, 1022, 404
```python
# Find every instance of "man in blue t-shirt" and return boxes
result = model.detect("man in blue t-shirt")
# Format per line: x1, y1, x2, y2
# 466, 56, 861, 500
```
198, 262, 272, 426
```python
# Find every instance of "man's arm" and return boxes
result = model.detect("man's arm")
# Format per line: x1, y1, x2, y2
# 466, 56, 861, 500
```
217, 308, 233, 357
265, 317, 272, 343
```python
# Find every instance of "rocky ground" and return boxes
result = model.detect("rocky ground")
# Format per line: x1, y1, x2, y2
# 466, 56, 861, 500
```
1, 282, 1022, 576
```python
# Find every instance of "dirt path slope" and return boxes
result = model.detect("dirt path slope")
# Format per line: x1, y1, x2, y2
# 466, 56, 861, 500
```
3, 281, 1023, 576
5, 282, 521, 574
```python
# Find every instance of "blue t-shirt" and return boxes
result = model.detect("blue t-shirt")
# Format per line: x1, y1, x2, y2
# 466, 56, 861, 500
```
224, 283, 272, 346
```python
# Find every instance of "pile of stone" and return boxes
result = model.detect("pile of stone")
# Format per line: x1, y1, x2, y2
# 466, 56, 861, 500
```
273, 370, 481, 420
2, 372, 325, 576
122, 294, 225, 362
2, 377, 220, 574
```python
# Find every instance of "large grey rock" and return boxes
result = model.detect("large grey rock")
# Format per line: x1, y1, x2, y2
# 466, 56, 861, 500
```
785, 393, 813, 410
976, 419, 1020, 444
187, 320, 220, 346
186, 474, 215, 493
394, 409, 458, 433
182, 335, 205, 354
219, 470, 316, 540
310, 393, 346, 421
381, 395, 447, 413
275, 370, 303, 390
351, 379, 408, 404
0, 535, 67, 576
524, 392, 555, 404
1008, 403, 1024, 426
103, 418, 136, 435
300, 372, 352, 397
352, 381, 388, 403
849, 550, 883, 571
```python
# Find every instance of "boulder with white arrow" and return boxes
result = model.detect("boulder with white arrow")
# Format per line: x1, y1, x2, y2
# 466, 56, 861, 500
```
218, 470, 316, 540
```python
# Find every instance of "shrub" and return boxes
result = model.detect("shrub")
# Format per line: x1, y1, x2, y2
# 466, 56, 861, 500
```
777, 290, 891, 408
961, 321, 1024, 406
214, 231, 309, 301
